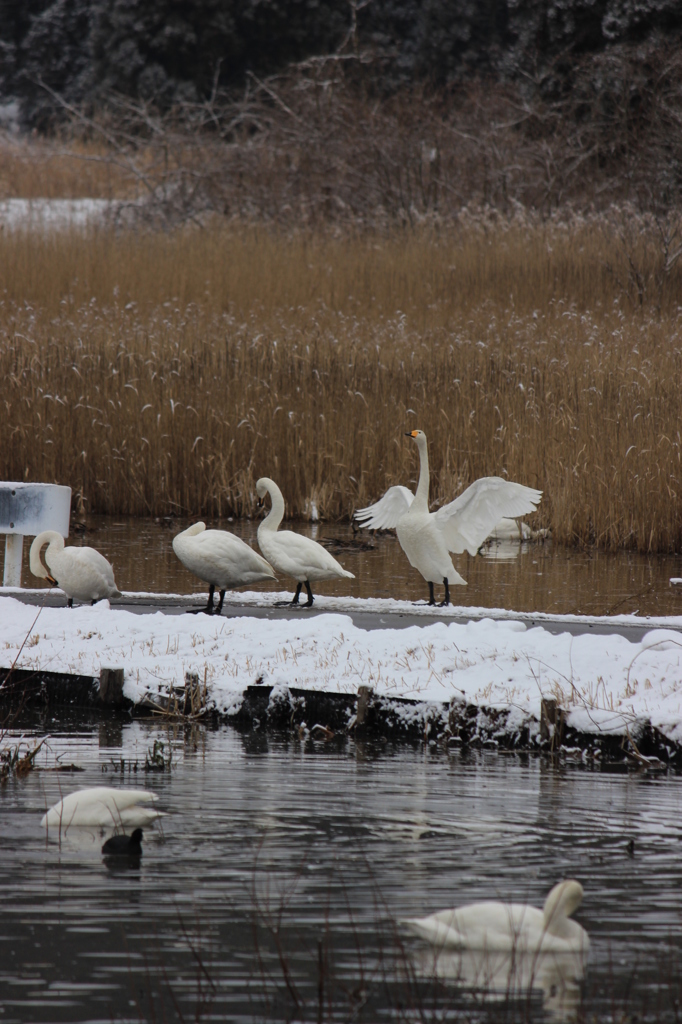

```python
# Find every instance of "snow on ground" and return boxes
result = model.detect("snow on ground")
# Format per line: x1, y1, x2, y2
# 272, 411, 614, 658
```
2, 593, 682, 742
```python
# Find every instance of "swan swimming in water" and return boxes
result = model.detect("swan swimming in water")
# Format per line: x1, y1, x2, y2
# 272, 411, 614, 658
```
172, 522, 277, 614
29, 531, 122, 607
355, 429, 542, 605
41, 787, 163, 831
403, 880, 589, 955
256, 477, 354, 606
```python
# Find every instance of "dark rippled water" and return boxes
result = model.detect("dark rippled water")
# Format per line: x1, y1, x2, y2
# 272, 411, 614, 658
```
1, 720, 682, 1023
6, 514, 682, 616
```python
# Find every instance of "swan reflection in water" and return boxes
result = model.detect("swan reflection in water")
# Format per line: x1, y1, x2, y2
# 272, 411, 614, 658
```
412, 946, 587, 1023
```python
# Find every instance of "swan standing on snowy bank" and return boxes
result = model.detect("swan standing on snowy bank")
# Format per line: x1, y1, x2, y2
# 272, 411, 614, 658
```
355, 430, 542, 605
404, 880, 589, 955
29, 531, 122, 607
173, 522, 277, 614
256, 477, 354, 606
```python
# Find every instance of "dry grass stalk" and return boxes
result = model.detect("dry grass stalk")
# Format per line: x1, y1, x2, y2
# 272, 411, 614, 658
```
0, 219, 681, 552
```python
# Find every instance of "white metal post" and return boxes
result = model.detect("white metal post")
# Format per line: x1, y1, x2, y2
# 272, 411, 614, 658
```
3, 533, 23, 587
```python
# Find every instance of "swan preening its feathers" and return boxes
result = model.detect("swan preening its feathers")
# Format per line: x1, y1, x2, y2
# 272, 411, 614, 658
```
29, 531, 122, 607
173, 522, 277, 614
256, 477, 354, 606
403, 880, 589, 955
41, 787, 163, 831
355, 429, 542, 605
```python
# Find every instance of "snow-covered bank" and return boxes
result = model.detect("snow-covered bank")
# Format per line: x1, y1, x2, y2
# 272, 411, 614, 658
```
1, 593, 682, 746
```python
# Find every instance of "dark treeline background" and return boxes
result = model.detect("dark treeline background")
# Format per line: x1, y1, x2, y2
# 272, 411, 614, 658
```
2, 0, 682, 127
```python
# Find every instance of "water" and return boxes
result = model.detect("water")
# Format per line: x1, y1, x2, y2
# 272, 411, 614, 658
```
7, 515, 682, 616
2, 719, 682, 1023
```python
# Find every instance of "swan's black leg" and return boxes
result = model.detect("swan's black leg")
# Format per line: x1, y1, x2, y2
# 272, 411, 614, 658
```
291, 583, 303, 605
439, 578, 451, 607
67, 598, 73, 608
205, 584, 215, 614
428, 582, 436, 606
216, 589, 226, 614
304, 581, 314, 607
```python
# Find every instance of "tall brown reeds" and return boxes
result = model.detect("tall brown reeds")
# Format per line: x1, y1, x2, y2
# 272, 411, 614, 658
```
0, 135, 135, 200
0, 218, 681, 552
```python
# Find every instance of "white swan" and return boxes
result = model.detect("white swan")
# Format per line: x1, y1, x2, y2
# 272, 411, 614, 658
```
403, 880, 589, 955
173, 522, 277, 614
256, 477, 354, 606
30, 531, 122, 607
354, 429, 542, 604
41, 787, 163, 831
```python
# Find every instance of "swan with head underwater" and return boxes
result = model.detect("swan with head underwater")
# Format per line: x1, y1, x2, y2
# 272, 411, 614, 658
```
29, 532, 122, 607
256, 477, 354, 606
41, 787, 163, 831
173, 522, 277, 614
354, 429, 542, 605
404, 880, 589, 955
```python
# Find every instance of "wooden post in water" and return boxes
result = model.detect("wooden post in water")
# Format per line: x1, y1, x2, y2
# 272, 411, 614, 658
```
99, 667, 125, 704
184, 672, 200, 716
541, 698, 563, 748
356, 685, 373, 728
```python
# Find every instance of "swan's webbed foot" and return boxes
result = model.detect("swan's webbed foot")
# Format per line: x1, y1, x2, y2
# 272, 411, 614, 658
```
291, 583, 303, 605
438, 579, 451, 607
427, 582, 436, 606
215, 589, 226, 614
304, 581, 314, 607
203, 584, 216, 615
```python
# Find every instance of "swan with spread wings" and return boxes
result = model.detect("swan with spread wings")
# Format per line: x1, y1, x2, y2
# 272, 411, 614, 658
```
354, 430, 542, 605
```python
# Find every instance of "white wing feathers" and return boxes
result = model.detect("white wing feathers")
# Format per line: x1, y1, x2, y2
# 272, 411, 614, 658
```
354, 486, 414, 530
355, 477, 541, 555
434, 477, 542, 556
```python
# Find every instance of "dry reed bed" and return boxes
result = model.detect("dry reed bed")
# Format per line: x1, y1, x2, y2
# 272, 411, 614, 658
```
1, 221, 681, 552
0, 135, 137, 200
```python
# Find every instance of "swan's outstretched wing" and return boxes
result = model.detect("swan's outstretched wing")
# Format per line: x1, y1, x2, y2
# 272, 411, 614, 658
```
434, 478, 542, 556
354, 486, 414, 530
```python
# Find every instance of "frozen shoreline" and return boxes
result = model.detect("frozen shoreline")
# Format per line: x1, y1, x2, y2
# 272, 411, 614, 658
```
1, 592, 682, 751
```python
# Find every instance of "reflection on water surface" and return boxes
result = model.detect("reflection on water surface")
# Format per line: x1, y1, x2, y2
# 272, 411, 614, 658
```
1, 720, 682, 1023
6, 515, 682, 616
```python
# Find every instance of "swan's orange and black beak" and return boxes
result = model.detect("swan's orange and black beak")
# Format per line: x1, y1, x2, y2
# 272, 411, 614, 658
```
405, 430, 419, 438
46, 573, 58, 586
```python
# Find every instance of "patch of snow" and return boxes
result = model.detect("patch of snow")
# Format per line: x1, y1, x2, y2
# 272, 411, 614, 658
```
1, 595, 682, 738
0, 198, 115, 231
0, 102, 20, 133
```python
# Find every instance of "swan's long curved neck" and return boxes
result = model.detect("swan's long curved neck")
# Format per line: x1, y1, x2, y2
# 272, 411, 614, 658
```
30, 531, 64, 578
542, 881, 583, 931
412, 438, 430, 512
261, 484, 285, 532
